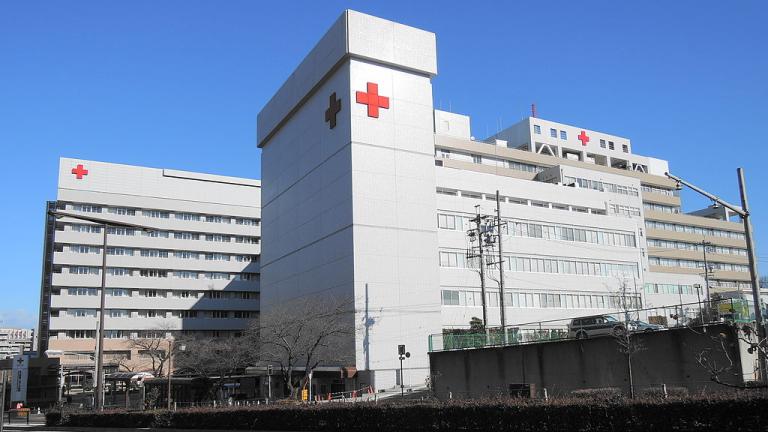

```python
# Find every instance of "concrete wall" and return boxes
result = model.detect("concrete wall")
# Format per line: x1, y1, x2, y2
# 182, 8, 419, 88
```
428, 324, 747, 399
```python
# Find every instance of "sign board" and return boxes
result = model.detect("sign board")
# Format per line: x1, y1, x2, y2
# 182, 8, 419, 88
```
11, 354, 29, 403
301, 389, 308, 401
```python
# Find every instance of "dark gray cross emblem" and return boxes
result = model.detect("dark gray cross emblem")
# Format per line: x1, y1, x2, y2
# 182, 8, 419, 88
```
325, 92, 341, 129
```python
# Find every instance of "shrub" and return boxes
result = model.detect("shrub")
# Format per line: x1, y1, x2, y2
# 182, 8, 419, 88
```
47, 394, 768, 431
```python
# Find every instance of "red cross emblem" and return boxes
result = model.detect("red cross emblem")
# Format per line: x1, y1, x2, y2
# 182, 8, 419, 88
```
71, 164, 89, 179
355, 82, 389, 118
577, 131, 590, 146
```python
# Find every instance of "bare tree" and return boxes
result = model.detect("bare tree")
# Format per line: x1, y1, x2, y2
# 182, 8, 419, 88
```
612, 278, 645, 398
695, 322, 768, 389
174, 335, 256, 401
255, 295, 354, 399
127, 328, 176, 377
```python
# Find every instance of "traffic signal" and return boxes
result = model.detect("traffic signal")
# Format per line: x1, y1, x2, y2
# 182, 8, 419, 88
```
398, 344, 406, 355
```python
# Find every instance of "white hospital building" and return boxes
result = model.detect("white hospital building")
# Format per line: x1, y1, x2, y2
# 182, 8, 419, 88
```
257, 10, 758, 390
37, 158, 261, 371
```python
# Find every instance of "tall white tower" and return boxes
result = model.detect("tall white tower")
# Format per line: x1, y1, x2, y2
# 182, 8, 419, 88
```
257, 10, 441, 389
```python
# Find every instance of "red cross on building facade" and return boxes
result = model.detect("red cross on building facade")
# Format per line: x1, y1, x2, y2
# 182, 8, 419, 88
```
577, 131, 590, 146
71, 164, 89, 179
355, 82, 389, 118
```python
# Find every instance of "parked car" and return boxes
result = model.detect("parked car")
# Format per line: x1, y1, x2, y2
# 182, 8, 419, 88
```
568, 315, 626, 339
626, 320, 664, 332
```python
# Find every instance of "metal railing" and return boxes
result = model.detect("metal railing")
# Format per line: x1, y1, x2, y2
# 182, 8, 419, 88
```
429, 298, 765, 352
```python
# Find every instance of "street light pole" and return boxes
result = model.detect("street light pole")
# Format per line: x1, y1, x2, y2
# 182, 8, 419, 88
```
48, 209, 157, 410
665, 169, 766, 382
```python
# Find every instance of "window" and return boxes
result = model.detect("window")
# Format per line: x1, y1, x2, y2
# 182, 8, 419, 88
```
143, 289, 160, 297
107, 247, 134, 256
108, 207, 135, 216
235, 217, 260, 226
174, 251, 199, 259
600, 139, 606, 148
69, 287, 97, 296
237, 273, 258, 281
560, 130, 567, 140
533, 125, 541, 134
141, 249, 169, 258
205, 253, 230, 261
622, 144, 629, 153
70, 266, 99, 275
178, 310, 197, 318
174, 232, 200, 241
107, 268, 131, 276
71, 224, 102, 233
68, 330, 95, 339
437, 214, 457, 230
109, 309, 128, 318
205, 272, 230, 280
106, 288, 130, 297
104, 330, 126, 339
608, 141, 615, 150
206, 291, 223, 299
550, 128, 557, 138
139, 269, 167, 278
174, 271, 198, 279
70, 244, 98, 254
177, 290, 191, 298
107, 227, 135, 236
234, 311, 252, 319
175, 212, 201, 221
72, 204, 102, 213
143, 230, 169, 238
471, 154, 482, 164
143, 210, 170, 219
441, 290, 460, 306
205, 234, 231, 242
71, 309, 95, 317
209, 311, 228, 318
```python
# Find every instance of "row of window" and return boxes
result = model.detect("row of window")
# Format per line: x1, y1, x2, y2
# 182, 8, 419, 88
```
58, 329, 247, 340
534, 125, 569, 141
641, 185, 679, 197
69, 203, 260, 226
66, 223, 260, 244
60, 309, 254, 321
563, 176, 639, 197
439, 250, 639, 278
648, 257, 749, 273
441, 289, 642, 310
436, 188, 608, 216
435, 148, 546, 174
643, 283, 699, 296
599, 139, 629, 153
437, 213, 637, 248
645, 220, 745, 240
65, 244, 257, 262
643, 202, 681, 214
610, 204, 642, 218
60, 266, 259, 281
646, 239, 747, 256
64, 287, 255, 299
709, 280, 752, 290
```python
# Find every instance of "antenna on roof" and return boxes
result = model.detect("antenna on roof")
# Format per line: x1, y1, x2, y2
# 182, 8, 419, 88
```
531, 103, 537, 118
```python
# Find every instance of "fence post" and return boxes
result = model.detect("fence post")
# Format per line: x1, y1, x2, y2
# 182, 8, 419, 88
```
543, 388, 548, 401
662, 383, 667, 399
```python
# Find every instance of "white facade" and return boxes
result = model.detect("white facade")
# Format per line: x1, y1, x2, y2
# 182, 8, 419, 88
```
258, 10, 754, 390
38, 158, 261, 367
0, 328, 33, 359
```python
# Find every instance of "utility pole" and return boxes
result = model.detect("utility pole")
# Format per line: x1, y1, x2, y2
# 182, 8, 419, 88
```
467, 206, 489, 334
495, 191, 508, 344
665, 169, 766, 383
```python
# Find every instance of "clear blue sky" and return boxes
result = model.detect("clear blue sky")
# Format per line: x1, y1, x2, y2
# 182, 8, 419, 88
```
1, 1, 767, 330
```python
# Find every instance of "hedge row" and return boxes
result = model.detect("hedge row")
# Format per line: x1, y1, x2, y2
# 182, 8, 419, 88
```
48, 396, 768, 431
